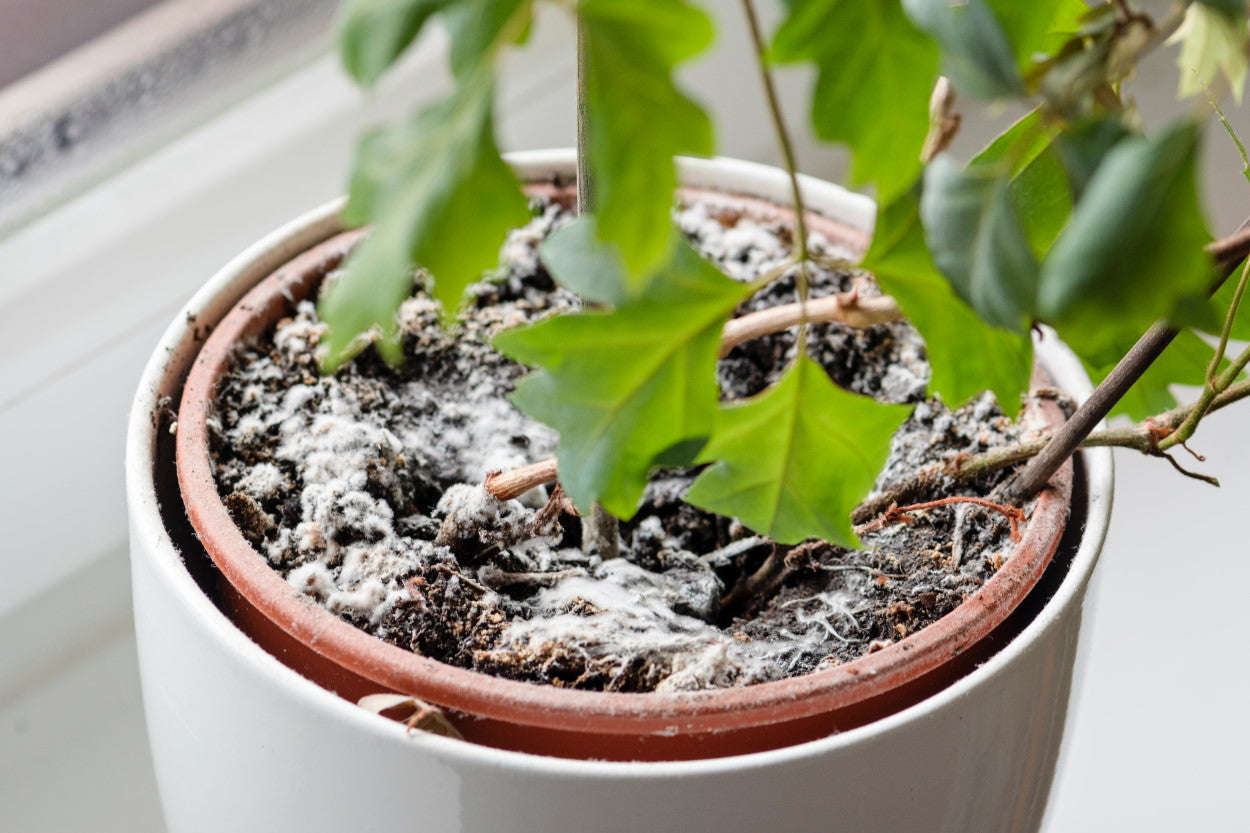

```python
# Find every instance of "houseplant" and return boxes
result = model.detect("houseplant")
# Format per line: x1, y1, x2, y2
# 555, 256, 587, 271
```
127, 0, 1250, 829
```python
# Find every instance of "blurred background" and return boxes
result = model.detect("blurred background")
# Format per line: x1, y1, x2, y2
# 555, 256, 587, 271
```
0, 0, 1245, 829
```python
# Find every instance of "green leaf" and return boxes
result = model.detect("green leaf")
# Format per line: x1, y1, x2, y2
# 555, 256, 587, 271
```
320, 75, 529, 370
771, 0, 938, 203
338, 0, 448, 85
921, 155, 1040, 332
577, 0, 715, 283
903, 0, 1021, 99
988, 0, 1090, 70
1168, 2, 1248, 103
971, 108, 1072, 259
1170, 293, 1222, 334
443, 0, 533, 81
686, 356, 911, 547
1054, 117, 1132, 199
493, 238, 751, 518
971, 108, 1055, 176
863, 189, 1032, 417
538, 218, 629, 306
1040, 121, 1215, 365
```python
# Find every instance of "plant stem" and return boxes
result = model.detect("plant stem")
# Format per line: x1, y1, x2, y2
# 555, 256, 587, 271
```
1205, 86, 1250, 188
1160, 336, 1250, 452
858, 378, 1250, 524
1000, 220, 1250, 503
575, 18, 618, 559
740, 0, 811, 353
576, 19, 593, 214
1206, 257, 1250, 385
719, 291, 903, 357
997, 320, 1182, 502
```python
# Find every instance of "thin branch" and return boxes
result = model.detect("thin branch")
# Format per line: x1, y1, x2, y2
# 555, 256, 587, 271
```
1160, 336, 1250, 451
719, 290, 904, 357
1001, 217, 1250, 503
575, 21, 593, 215
1208, 256, 1250, 384
997, 320, 1181, 502
1207, 223, 1250, 270
1205, 85, 1250, 188
860, 379, 1250, 523
575, 20, 617, 559
741, 0, 811, 356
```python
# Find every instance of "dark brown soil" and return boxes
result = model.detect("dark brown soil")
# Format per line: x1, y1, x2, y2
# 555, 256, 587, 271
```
208, 194, 1029, 694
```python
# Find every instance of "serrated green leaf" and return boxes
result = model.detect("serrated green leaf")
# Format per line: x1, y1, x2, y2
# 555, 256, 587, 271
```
538, 217, 629, 306
863, 189, 1031, 417
1168, 2, 1248, 103
338, 0, 448, 85
771, 0, 938, 203
921, 155, 1040, 332
320, 75, 529, 370
1040, 121, 1215, 365
577, 0, 714, 283
686, 356, 910, 547
903, 0, 1021, 99
493, 238, 750, 518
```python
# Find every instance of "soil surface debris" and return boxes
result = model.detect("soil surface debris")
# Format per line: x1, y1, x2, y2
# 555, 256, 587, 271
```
210, 194, 1032, 693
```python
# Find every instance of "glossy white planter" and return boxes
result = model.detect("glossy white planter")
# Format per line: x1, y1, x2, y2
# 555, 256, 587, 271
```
126, 151, 1112, 833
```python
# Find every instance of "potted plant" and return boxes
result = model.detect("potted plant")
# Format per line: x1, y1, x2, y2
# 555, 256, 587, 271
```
127, 0, 1250, 830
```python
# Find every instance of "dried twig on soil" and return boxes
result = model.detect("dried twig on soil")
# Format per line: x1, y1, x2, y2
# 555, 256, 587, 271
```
485, 459, 559, 501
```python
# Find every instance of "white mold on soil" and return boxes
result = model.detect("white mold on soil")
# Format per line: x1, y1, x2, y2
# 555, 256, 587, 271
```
209, 195, 1025, 692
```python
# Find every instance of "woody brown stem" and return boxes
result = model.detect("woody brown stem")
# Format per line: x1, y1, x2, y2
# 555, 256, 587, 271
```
575, 22, 619, 559
855, 379, 1250, 524
484, 459, 559, 501
1000, 218, 1250, 503
719, 291, 904, 357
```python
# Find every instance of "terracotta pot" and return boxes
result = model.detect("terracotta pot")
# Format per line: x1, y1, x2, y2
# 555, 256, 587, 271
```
168, 153, 1074, 762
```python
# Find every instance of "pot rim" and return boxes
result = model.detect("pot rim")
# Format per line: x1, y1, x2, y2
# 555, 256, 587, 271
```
128, 150, 1113, 770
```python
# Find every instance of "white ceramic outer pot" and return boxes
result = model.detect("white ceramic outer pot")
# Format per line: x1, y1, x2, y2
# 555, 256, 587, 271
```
127, 150, 1113, 833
